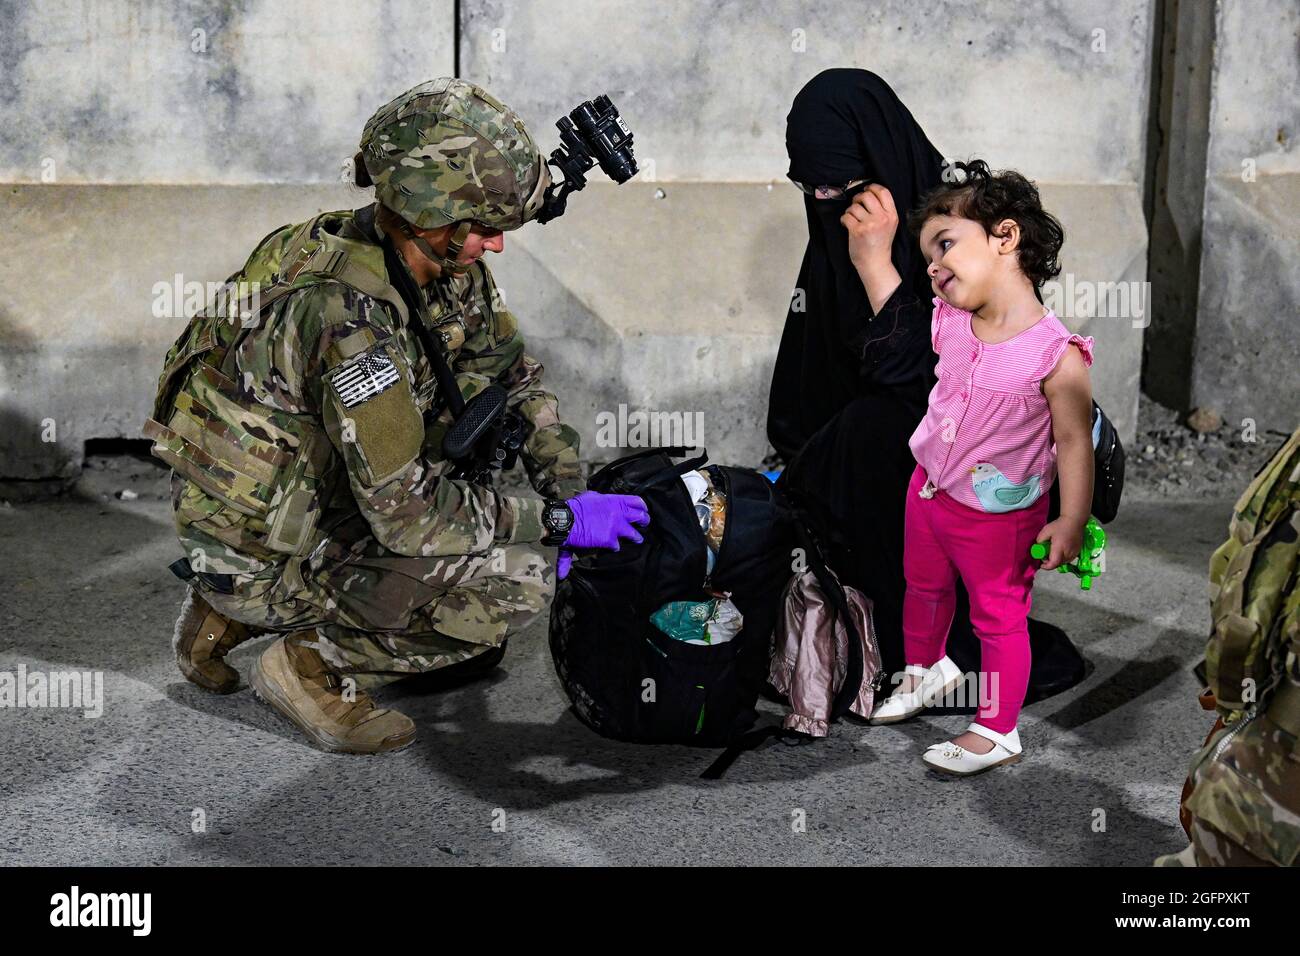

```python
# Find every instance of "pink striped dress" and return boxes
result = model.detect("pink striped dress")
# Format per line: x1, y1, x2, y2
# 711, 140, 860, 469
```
908, 296, 1094, 514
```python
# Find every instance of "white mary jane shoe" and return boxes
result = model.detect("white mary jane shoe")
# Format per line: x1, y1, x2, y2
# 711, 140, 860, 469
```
922, 723, 1023, 776
869, 655, 963, 725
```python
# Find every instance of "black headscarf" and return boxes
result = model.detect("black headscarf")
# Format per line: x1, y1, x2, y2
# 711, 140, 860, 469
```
767, 68, 946, 462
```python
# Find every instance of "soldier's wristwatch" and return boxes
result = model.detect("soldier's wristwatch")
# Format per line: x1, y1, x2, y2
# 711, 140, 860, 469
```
541, 499, 575, 547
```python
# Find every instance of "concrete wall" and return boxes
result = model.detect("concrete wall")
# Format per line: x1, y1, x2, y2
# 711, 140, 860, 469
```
463, 0, 1156, 466
0, 0, 455, 184
0, 0, 453, 479
0, 0, 1193, 481
1188, 0, 1300, 434
1, 183, 365, 479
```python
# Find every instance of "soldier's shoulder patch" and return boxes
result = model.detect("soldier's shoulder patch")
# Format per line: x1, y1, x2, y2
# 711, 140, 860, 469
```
330, 345, 400, 409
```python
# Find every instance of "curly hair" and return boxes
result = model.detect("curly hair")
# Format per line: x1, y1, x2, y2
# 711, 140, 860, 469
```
907, 159, 1064, 290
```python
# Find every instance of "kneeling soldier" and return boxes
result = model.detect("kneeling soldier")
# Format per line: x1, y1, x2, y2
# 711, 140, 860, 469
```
149, 79, 647, 753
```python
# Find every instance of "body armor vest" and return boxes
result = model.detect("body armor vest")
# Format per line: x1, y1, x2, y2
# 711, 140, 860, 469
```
145, 211, 439, 556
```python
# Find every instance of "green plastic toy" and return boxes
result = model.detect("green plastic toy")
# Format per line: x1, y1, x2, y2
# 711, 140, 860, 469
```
1030, 516, 1107, 590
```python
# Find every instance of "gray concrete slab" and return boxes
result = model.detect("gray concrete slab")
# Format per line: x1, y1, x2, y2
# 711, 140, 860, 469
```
1, 178, 1147, 480
2, 0, 1161, 481
0, 483, 1227, 866
1189, 0, 1300, 432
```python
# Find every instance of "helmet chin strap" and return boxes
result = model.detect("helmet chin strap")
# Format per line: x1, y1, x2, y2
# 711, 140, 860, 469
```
398, 219, 474, 276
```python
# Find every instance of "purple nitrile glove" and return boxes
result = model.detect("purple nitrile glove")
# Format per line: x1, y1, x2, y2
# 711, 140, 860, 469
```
567, 491, 650, 549
555, 491, 650, 580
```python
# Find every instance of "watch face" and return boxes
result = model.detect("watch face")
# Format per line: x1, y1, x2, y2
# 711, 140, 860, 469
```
545, 503, 573, 533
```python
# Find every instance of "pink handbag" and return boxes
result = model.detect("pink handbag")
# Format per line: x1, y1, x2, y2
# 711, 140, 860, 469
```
768, 570, 883, 737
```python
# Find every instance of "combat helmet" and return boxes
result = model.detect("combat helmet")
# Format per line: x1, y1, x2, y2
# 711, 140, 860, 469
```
357, 77, 551, 275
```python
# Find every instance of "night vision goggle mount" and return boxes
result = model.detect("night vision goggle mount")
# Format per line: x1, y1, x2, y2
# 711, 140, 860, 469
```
536, 94, 638, 224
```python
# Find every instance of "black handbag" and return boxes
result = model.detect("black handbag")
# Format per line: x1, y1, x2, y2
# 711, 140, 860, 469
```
1091, 400, 1125, 523
1046, 400, 1125, 528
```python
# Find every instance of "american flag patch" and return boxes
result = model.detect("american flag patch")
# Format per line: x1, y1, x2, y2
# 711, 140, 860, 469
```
332, 348, 401, 409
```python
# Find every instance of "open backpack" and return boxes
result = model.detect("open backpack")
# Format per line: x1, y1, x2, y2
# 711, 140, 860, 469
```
548, 447, 873, 777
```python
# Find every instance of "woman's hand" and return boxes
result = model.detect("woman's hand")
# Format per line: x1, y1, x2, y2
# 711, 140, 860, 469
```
841, 185, 903, 314
841, 184, 899, 272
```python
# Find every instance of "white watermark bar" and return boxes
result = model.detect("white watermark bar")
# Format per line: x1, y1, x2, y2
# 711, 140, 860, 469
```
595, 403, 705, 449
1041, 276, 1150, 328
883, 668, 1001, 716
49, 886, 151, 936
151, 274, 261, 325
0, 664, 104, 718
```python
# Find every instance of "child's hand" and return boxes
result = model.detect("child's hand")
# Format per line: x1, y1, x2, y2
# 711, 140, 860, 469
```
1034, 516, 1086, 571
841, 184, 898, 272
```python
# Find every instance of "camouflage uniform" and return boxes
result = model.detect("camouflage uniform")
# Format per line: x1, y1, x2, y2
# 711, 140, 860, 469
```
1157, 426, 1300, 867
147, 79, 582, 685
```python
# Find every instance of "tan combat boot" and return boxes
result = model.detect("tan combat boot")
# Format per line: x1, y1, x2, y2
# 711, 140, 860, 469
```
249, 635, 416, 754
173, 587, 255, 694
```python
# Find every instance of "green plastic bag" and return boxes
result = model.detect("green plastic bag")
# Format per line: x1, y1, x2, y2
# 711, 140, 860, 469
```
650, 598, 744, 645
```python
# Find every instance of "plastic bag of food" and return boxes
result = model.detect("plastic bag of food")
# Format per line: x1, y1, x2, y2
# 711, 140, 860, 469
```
650, 596, 744, 645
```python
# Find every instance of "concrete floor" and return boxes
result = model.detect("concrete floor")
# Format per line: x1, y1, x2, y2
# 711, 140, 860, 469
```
0, 486, 1230, 866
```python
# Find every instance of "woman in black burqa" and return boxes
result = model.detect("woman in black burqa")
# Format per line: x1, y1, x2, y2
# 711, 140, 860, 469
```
769, 68, 1085, 699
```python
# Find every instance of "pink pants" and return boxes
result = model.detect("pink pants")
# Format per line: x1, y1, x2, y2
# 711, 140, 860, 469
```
902, 463, 1049, 734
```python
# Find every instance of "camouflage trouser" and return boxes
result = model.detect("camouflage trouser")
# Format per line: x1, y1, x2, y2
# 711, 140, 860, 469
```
1171, 681, 1300, 867
199, 512, 554, 688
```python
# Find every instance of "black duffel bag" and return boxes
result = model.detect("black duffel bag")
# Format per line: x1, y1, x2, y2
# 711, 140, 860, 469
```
549, 447, 797, 752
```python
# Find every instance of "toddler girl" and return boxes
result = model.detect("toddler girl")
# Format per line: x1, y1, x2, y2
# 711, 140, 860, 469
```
841, 159, 1095, 774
